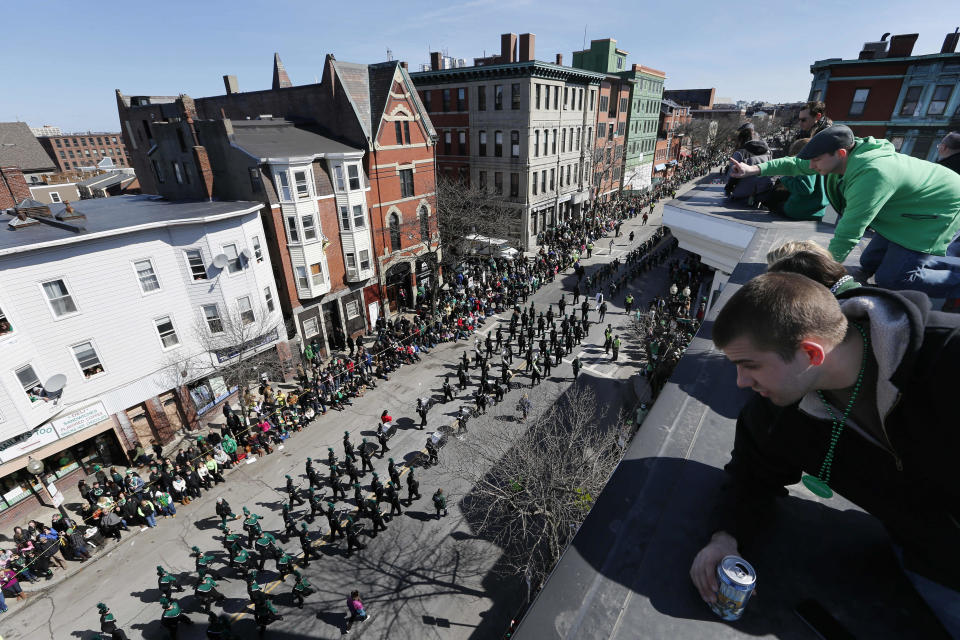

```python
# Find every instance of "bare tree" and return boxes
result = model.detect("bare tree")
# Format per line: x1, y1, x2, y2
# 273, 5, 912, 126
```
158, 301, 284, 417
434, 175, 520, 264
443, 384, 627, 588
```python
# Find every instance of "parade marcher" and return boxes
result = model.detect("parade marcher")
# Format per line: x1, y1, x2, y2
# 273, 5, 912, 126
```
432, 489, 448, 519
215, 497, 236, 528
326, 503, 345, 541
97, 602, 129, 640
253, 598, 283, 633
242, 509, 263, 549
307, 487, 324, 522
425, 439, 439, 467
385, 482, 403, 516
330, 468, 347, 501
205, 612, 233, 639
572, 355, 581, 380
254, 533, 278, 572
367, 499, 387, 537
291, 569, 314, 609
359, 440, 375, 474
306, 458, 323, 490
281, 504, 298, 540
286, 475, 304, 508
442, 376, 454, 403
343, 431, 356, 463
194, 575, 226, 613
376, 424, 390, 457
274, 548, 295, 581
191, 546, 221, 583
387, 458, 401, 487
345, 517, 366, 557
157, 566, 184, 599
159, 597, 193, 639
416, 397, 429, 429
297, 522, 320, 566
406, 467, 422, 504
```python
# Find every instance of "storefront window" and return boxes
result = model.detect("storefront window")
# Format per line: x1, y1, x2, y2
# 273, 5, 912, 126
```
1, 470, 42, 509
43, 448, 80, 479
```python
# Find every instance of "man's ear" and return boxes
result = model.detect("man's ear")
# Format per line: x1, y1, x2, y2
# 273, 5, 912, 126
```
800, 340, 826, 366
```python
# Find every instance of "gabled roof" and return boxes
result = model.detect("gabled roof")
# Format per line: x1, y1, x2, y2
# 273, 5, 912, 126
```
332, 60, 373, 140
0, 122, 57, 171
229, 119, 363, 160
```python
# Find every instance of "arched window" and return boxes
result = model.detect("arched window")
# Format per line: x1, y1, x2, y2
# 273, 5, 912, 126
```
389, 213, 401, 252
419, 207, 429, 243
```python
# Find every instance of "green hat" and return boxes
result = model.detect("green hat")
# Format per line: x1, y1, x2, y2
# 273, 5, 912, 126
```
362, 438, 367, 443
328, 447, 334, 452
159, 597, 170, 606
300, 522, 308, 530
388, 458, 394, 464
191, 546, 200, 553
293, 569, 301, 578
344, 431, 349, 436
97, 603, 108, 612
353, 483, 360, 489
387, 481, 394, 487
156, 566, 165, 574
242, 507, 250, 515
285, 474, 291, 479
327, 502, 335, 509
308, 487, 315, 494
282, 504, 289, 511
371, 472, 378, 477
306, 457, 312, 462
94, 465, 101, 471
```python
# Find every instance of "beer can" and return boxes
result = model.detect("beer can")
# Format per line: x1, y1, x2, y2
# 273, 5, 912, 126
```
709, 555, 756, 621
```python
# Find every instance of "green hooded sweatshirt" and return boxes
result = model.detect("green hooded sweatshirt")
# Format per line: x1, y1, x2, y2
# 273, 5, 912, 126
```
759, 137, 960, 261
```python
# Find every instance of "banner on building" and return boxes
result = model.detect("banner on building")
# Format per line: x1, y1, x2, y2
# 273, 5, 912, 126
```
52, 402, 110, 438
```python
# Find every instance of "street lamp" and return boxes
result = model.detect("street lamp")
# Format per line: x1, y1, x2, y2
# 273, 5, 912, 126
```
26, 456, 70, 520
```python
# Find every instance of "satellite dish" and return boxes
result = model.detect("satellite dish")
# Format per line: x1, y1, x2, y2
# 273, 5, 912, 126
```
240, 248, 253, 261
44, 373, 67, 393
212, 253, 229, 269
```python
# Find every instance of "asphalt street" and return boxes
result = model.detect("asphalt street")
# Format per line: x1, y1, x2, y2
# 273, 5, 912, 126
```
1, 182, 703, 639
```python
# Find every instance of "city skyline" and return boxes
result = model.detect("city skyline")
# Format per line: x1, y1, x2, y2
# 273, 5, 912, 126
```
3, 0, 956, 132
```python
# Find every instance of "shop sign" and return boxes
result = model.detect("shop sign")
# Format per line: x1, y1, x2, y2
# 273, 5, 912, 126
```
0, 424, 59, 463
51, 402, 110, 438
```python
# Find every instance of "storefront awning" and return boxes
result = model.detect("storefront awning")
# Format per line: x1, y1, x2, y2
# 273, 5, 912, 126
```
654, 164, 666, 171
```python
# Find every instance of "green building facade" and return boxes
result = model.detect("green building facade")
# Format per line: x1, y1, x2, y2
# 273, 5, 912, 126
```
572, 38, 665, 192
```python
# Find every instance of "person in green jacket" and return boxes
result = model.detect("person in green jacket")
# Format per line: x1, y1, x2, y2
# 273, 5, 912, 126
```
765, 138, 828, 220
730, 125, 960, 303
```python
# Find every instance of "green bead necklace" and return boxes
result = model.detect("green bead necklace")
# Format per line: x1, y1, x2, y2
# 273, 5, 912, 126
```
801, 322, 868, 499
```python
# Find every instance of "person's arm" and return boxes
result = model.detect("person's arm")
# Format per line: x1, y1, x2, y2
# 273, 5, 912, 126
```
779, 175, 816, 196
729, 156, 816, 179
827, 167, 892, 262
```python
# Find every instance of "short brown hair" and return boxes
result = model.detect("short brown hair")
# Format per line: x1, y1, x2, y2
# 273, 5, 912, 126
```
788, 137, 810, 157
804, 100, 826, 117
713, 272, 848, 361
768, 251, 848, 290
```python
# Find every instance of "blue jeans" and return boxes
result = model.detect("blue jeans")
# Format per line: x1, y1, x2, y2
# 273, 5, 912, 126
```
894, 546, 960, 638
860, 234, 960, 299
144, 513, 157, 527
0, 588, 6, 611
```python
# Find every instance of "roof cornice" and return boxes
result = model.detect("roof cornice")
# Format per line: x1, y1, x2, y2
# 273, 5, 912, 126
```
411, 61, 606, 85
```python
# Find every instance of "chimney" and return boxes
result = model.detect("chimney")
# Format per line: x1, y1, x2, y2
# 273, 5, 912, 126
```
223, 75, 239, 95
400, 61, 408, 70
942, 28, 960, 54
518, 33, 535, 62
555, 53, 563, 66
887, 33, 919, 58
501, 33, 517, 63
430, 51, 442, 71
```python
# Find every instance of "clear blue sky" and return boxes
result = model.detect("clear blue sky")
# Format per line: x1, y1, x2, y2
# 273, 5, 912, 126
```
4, 1, 956, 132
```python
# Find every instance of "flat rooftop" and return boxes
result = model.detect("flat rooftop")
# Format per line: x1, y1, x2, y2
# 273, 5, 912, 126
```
514, 179, 950, 639
0, 195, 262, 256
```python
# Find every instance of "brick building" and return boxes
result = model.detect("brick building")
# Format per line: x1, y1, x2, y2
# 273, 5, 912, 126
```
411, 33, 606, 249
37, 131, 131, 172
808, 30, 960, 160
591, 75, 631, 200
117, 53, 438, 356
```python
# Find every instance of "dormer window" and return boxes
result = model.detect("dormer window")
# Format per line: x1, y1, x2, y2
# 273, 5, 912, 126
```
294, 170, 310, 199
347, 165, 361, 190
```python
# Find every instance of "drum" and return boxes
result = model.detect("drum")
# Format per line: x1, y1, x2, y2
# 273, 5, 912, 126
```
83, 526, 106, 546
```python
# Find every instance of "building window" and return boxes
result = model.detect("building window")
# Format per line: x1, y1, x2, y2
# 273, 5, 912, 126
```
0, 305, 11, 336
155, 316, 180, 349
203, 304, 223, 333
810, 88, 823, 102
348, 164, 361, 190
536, 84, 541, 109
134, 259, 160, 293
359, 249, 370, 270
302, 214, 317, 241
479, 131, 487, 156
910, 136, 935, 159
479, 171, 487, 192
346, 252, 357, 270
400, 169, 414, 198
222, 243, 241, 273
550, 168, 555, 190
927, 85, 954, 116
310, 263, 324, 286
617, 122, 625, 136
494, 172, 503, 195
152, 159, 165, 183
444, 131, 452, 154
72, 341, 104, 378
849, 88, 870, 116
389, 213, 402, 251
259, 287, 273, 315
494, 85, 503, 110
541, 171, 546, 193
457, 87, 466, 111
458, 130, 466, 154
353, 204, 365, 228
552, 129, 557, 154
395, 121, 403, 145
294, 170, 310, 199
422, 90, 431, 111
16, 365, 42, 400
620, 96, 628, 112
286, 216, 300, 243
510, 173, 519, 198
576, 127, 581, 150
295, 266, 309, 290
303, 316, 319, 338
566, 164, 572, 184
419, 207, 429, 241
442, 89, 451, 111
478, 85, 486, 111
237, 296, 255, 324
900, 86, 923, 116
564, 87, 569, 109
334, 165, 345, 191
495, 131, 503, 157
511, 130, 520, 158
544, 85, 551, 110
617, 56, 623, 70
532, 170, 538, 195
889, 136, 905, 151
339, 206, 351, 231
248, 167, 263, 192
185, 249, 207, 280
345, 299, 360, 319
42, 279, 77, 317
534, 130, 540, 157
554, 86, 559, 110
49, 192, 61, 203
561, 128, 566, 153
252, 235, 263, 262
511, 83, 521, 109
277, 170, 292, 200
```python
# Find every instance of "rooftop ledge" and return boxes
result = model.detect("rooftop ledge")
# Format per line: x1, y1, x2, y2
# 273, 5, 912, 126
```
514, 179, 949, 639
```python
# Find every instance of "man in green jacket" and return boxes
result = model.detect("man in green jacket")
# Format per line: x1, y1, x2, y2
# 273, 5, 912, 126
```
730, 125, 960, 304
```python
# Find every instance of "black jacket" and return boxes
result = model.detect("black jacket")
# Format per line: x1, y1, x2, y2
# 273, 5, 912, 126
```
717, 287, 960, 590
938, 152, 960, 176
